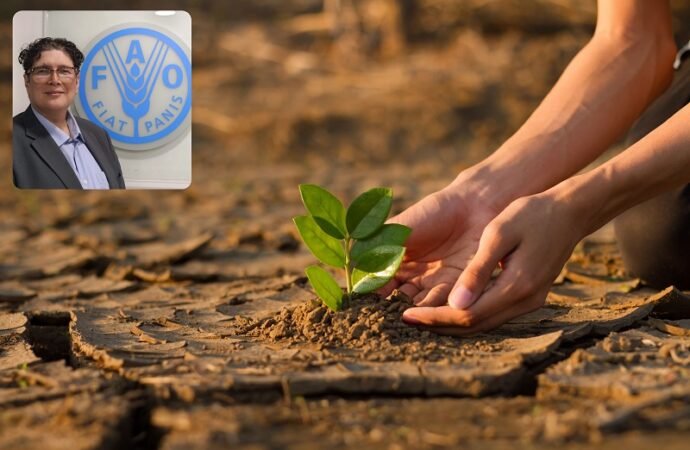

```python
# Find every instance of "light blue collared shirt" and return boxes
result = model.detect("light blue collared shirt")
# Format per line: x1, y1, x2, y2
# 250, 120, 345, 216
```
32, 106, 110, 190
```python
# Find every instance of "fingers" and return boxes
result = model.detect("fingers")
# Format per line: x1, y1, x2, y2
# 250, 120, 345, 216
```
387, 191, 444, 230
402, 305, 473, 327
376, 279, 420, 300
402, 223, 558, 334
448, 222, 517, 309
402, 291, 545, 336
418, 298, 542, 336
398, 283, 421, 300
387, 192, 454, 260
403, 251, 551, 333
377, 261, 429, 298
377, 278, 400, 298
380, 280, 452, 307
402, 277, 519, 327
413, 282, 453, 307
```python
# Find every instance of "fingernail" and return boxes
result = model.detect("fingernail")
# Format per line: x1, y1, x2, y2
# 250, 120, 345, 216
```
449, 286, 474, 309
402, 311, 422, 325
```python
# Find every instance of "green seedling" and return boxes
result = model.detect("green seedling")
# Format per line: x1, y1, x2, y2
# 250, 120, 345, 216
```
293, 184, 411, 311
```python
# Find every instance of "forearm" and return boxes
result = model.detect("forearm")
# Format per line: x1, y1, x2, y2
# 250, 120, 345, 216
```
556, 102, 690, 235
454, 1, 675, 210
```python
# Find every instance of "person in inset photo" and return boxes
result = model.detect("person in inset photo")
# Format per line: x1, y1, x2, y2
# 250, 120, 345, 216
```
13, 37, 125, 189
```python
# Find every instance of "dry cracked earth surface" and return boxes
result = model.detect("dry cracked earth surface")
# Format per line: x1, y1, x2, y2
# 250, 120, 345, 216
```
2, 1, 690, 449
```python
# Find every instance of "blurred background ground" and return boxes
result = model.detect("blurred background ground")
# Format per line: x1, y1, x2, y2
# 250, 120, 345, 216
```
1, 0, 689, 219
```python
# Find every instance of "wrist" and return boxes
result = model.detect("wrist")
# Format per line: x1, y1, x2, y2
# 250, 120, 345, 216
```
546, 168, 615, 237
449, 152, 531, 212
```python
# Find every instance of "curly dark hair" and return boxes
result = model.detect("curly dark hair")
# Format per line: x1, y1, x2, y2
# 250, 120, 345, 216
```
18, 37, 84, 73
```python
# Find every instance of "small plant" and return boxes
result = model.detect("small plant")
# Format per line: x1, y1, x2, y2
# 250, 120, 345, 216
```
293, 184, 411, 311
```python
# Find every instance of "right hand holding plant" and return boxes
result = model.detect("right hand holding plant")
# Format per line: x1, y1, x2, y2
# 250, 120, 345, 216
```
380, 183, 501, 308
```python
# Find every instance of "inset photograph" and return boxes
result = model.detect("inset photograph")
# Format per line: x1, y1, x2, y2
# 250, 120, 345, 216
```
12, 10, 192, 189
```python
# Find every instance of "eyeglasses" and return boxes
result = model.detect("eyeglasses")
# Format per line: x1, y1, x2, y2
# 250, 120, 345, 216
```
28, 66, 78, 81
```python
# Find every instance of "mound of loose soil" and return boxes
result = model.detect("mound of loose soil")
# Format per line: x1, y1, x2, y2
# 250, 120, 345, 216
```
244, 291, 500, 362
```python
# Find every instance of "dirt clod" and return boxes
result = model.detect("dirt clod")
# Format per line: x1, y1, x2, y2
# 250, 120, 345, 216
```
244, 292, 501, 362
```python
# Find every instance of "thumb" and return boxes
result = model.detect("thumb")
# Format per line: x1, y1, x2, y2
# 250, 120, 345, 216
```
388, 192, 452, 259
449, 224, 515, 309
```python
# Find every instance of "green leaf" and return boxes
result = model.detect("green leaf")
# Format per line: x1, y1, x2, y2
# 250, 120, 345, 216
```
346, 187, 393, 239
353, 244, 405, 273
313, 217, 345, 240
299, 184, 347, 239
350, 224, 411, 262
353, 248, 405, 294
305, 265, 344, 311
293, 216, 346, 268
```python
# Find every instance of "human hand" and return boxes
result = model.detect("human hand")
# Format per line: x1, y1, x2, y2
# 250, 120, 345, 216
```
400, 191, 586, 335
379, 179, 502, 307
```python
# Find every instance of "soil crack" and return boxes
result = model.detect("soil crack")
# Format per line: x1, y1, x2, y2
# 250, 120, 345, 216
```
23, 311, 72, 365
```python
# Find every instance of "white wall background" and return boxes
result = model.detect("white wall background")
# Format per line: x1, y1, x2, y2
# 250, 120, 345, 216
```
12, 10, 192, 189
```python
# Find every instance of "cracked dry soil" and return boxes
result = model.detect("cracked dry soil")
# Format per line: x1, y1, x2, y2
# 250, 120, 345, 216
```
3, 1, 690, 448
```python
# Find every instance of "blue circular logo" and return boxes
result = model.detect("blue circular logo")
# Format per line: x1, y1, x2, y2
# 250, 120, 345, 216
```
77, 26, 191, 150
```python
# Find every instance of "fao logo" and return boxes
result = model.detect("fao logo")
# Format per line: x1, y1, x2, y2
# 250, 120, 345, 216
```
77, 26, 191, 150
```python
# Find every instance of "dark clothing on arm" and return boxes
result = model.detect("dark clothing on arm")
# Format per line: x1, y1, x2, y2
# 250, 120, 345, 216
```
614, 54, 690, 289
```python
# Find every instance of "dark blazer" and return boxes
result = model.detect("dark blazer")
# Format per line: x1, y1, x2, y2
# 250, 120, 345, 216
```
13, 107, 126, 189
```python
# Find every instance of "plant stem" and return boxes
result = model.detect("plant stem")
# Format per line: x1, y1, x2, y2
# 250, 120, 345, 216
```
344, 237, 353, 295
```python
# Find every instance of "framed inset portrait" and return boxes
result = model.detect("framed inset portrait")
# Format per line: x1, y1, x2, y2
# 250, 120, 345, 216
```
12, 10, 192, 189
